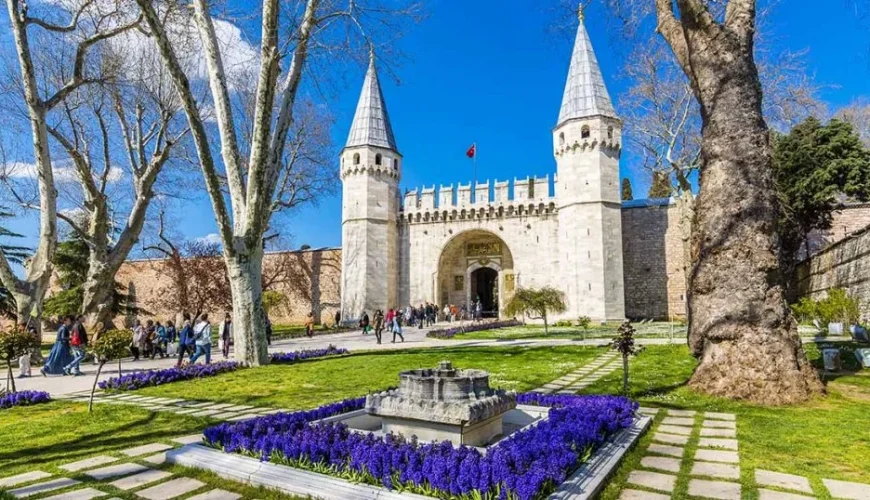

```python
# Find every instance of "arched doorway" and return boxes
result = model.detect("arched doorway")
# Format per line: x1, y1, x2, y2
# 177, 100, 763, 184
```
470, 267, 498, 318
435, 230, 515, 318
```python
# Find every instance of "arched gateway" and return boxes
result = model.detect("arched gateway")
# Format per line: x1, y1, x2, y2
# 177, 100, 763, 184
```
436, 230, 515, 318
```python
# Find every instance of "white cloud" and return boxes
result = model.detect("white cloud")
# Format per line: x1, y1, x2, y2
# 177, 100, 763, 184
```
1, 160, 124, 184
196, 233, 222, 246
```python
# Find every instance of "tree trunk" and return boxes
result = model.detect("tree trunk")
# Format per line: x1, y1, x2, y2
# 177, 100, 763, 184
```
118, 359, 122, 378
81, 261, 118, 328
89, 361, 104, 413
6, 362, 14, 393
622, 354, 629, 395
543, 314, 549, 335
677, 9, 823, 405
227, 250, 270, 366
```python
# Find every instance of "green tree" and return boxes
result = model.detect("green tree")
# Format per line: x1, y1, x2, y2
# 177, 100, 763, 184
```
262, 290, 286, 316
0, 207, 33, 320
611, 321, 642, 395
503, 287, 567, 335
647, 170, 672, 199
0, 326, 40, 392
773, 117, 870, 290
621, 178, 634, 201
87, 329, 131, 412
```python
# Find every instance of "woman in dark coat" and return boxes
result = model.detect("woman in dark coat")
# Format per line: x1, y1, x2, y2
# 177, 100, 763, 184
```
41, 316, 74, 376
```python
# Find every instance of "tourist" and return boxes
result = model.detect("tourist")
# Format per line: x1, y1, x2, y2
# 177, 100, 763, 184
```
42, 316, 74, 376
373, 309, 384, 344
334, 310, 341, 329
305, 312, 315, 338
164, 320, 177, 356
474, 299, 483, 322
359, 311, 370, 335
265, 315, 273, 345
443, 304, 450, 323
131, 319, 146, 361
219, 313, 232, 359
63, 315, 88, 376
152, 321, 168, 359
176, 316, 195, 366
391, 310, 404, 343
17, 323, 37, 378
417, 304, 425, 329
189, 313, 212, 364
144, 320, 156, 358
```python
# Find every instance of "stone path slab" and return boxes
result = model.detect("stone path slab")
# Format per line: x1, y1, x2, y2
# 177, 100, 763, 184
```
667, 409, 696, 417
142, 453, 167, 465
121, 443, 173, 457
661, 417, 695, 427
172, 434, 203, 445
0, 471, 53, 488
822, 478, 870, 499
627, 470, 676, 493
698, 438, 739, 450
700, 428, 737, 438
59, 456, 118, 473
210, 411, 240, 420
758, 489, 816, 500
41, 488, 107, 500
84, 463, 149, 480
136, 478, 205, 500
755, 470, 813, 494
695, 449, 739, 464
638, 407, 660, 416
688, 478, 741, 500
653, 432, 689, 446
641, 456, 681, 473
658, 425, 693, 436
186, 490, 241, 500
691, 461, 740, 480
704, 412, 736, 421
619, 489, 671, 500
647, 444, 684, 458
191, 409, 222, 417
109, 470, 172, 491
703, 420, 736, 429
9, 478, 80, 498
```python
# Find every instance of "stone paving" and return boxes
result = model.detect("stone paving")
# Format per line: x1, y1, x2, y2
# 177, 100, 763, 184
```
535, 351, 621, 394
0, 434, 243, 500
619, 409, 870, 500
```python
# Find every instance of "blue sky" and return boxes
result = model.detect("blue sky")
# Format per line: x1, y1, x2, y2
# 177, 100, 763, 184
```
3, 0, 870, 254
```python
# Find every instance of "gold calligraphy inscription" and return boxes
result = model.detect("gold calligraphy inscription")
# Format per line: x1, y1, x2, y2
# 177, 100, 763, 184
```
467, 242, 501, 257
504, 273, 515, 292
454, 275, 464, 291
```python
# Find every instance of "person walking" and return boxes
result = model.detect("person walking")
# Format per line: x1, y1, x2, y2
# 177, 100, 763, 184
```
391, 310, 404, 343
265, 315, 273, 345
131, 319, 145, 361
373, 309, 384, 344
176, 316, 195, 366
63, 315, 88, 376
219, 313, 232, 359
144, 320, 156, 358
189, 314, 212, 364
151, 321, 168, 359
305, 312, 315, 338
41, 316, 74, 376
359, 311, 370, 335
334, 310, 341, 329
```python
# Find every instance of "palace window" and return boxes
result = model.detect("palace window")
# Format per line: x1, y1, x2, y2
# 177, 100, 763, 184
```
353, 153, 360, 165
581, 125, 590, 139
559, 132, 565, 145
375, 154, 382, 166
393, 158, 399, 169
607, 126, 613, 139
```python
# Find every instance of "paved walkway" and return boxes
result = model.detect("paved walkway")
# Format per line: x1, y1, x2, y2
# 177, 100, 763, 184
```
16, 324, 683, 397
535, 351, 620, 393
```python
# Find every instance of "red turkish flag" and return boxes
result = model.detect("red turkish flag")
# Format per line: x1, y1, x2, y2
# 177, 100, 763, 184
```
466, 144, 476, 158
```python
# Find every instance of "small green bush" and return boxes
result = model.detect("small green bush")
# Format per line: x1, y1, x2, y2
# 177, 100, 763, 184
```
554, 320, 573, 327
791, 289, 861, 328
577, 316, 591, 330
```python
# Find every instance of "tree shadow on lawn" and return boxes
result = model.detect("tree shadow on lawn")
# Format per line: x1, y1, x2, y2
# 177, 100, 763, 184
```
0, 408, 205, 470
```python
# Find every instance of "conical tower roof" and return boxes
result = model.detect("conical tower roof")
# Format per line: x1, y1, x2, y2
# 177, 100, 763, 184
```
557, 12, 618, 126
345, 54, 398, 151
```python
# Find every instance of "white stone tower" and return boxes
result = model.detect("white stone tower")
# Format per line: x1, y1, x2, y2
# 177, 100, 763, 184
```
553, 11, 626, 321
340, 52, 401, 323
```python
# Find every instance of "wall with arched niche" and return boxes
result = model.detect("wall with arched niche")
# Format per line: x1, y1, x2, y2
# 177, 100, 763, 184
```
435, 230, 515, 313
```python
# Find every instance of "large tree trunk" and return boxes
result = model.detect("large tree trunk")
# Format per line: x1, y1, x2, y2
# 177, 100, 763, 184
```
81, 260, 117, 328
666, 1, 823, 405
227, 248, 270, 366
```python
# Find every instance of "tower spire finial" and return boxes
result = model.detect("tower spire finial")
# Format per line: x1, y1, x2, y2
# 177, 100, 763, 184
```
578, 2, 584, 22
368, 43, 375, 66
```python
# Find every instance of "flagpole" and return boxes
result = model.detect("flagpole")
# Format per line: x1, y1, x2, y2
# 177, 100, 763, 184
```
473, 142, 477, 201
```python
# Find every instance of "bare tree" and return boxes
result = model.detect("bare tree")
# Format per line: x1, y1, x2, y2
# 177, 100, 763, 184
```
607, 0, 823, 404
132, 0, 420, 364
43, 44, 188, 327
0, 0, 140, 325
837, 99, 870, 147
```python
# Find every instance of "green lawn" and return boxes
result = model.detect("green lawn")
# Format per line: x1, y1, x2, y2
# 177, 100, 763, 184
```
135, 345, 602, 409
446, 321, 688, 341
0, 402, 303, 499
596, 342, 870, 499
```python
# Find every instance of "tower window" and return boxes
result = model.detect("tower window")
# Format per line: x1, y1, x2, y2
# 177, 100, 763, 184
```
375, 154, 382, 166
559, 132, 565, 145
353, 153, 360, 165
581, 125, 590, 139
607, 126, 613, 139
393, 158, 399, 169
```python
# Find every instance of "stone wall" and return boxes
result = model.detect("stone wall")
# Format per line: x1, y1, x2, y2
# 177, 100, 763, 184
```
620, 200, 687, 320
797, 224, 870, 319
110, 248, 342, 327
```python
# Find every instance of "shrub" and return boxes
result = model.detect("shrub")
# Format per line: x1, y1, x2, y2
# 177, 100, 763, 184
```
577, 316, 592, 330
503, 287, 567, 335
791, 289, 861, 328
426, 319, 522, 339
204, 393, 636, 500
0, 326, 40, 393
611, 321, 642, 395
87, 329, 134, 411
0, 390, 50, 410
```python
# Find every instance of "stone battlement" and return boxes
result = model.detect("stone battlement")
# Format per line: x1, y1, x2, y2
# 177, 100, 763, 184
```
402, 176, 556, 222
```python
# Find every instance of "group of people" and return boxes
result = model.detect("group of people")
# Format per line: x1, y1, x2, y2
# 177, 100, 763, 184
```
358, 308, 406, 344
40, 315, 90, 377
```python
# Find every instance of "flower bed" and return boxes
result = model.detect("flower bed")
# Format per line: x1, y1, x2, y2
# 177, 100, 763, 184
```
270, 345, 349, 364
426, 319, 522, 339
0, 390, 50, 410
204, 392, 636, 500
99, 361, 240, 391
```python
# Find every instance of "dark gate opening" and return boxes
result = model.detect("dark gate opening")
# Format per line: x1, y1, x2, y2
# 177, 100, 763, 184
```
470, 267, 499, 318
